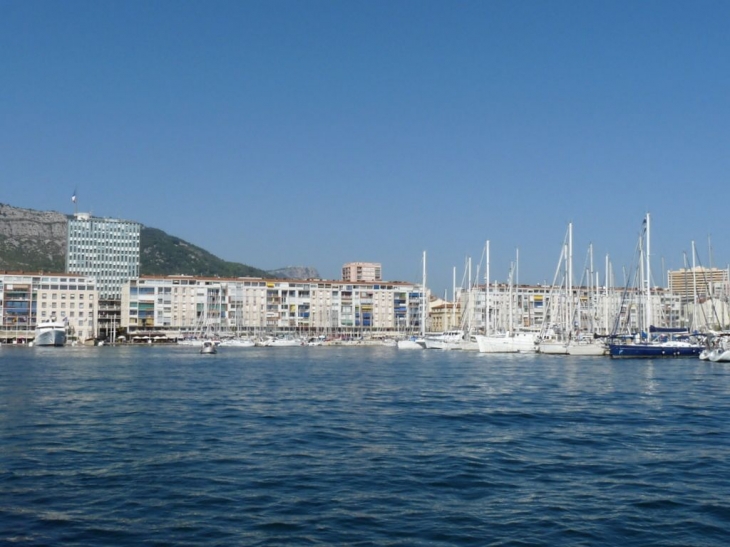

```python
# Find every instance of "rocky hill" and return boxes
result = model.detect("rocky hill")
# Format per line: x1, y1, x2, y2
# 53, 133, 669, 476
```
0, 204, 68, 271
0, 203, 318, 279
268, 266, 321, 280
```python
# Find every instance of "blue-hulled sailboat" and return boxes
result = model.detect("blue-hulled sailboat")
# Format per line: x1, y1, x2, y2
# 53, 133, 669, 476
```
607, 213, 704, 358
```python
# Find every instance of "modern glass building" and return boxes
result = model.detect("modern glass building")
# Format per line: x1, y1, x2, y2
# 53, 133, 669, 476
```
66, 213, 141, 300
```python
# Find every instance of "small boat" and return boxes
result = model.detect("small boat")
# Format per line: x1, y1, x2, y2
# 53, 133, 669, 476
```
200, 340, 217, 354
700, 334, 730, 361
706, 337, 730, 362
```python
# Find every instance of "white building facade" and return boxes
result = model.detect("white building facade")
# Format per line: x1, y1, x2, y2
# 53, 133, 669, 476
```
121, 276, 425, 336
0, 272, 98, 343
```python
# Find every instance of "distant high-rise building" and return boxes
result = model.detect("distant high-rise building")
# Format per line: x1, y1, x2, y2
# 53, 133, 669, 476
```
66, 213, 141, 300
667, 267, 729, 299
342, 262, 382, 283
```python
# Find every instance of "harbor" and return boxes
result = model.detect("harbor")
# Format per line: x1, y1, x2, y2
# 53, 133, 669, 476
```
3, 2, 730, 545
4, 205, 729, 359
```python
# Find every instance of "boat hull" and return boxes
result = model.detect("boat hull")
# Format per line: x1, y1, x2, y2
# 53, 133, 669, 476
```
269, 339, 303, 347
476, 333, 536, 354
34, 326, 66, 347
609, 343, 703, 358
708, 348, 730, 362
567, 342, 607, 356
200, 341, 217, 354
538, 341, 569, 355
397, 339, 424, 349
218, 339, 255, 347
423, 338, 464, 350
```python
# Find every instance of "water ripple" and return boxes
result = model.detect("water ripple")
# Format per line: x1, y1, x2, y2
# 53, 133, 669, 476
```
2, 346, 730, 545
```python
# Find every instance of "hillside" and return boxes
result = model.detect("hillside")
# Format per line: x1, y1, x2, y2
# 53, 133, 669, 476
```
140, 227, 269, 278
0, 203, 317, 279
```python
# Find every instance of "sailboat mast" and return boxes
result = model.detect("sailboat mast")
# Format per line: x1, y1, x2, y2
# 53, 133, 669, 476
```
645, 213, 652, 331
568, 222, 573, 336
510, 247, 523, 326
485, 240, 490, 336
421, 250, 427, 337
692, 240, 698, 331
452, 266, 456, 328
508, 262, 514, 333
605, 253, 610, 335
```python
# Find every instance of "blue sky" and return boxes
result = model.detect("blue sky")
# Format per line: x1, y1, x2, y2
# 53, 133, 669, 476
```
2, 1, 729, 296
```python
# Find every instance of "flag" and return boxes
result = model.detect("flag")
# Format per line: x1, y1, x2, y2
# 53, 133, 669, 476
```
71, 191, 77, 203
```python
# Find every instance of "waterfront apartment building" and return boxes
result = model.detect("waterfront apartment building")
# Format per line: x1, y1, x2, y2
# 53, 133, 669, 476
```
66, 212, 141, 300
342, 262, 382, 283
0, 272, 98, 343
120, 275, 425, 337
118, 272, 723, 340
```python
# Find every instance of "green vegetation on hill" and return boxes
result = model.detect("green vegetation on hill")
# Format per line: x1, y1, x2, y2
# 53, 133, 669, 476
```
0, 234, 66, 272
140, 227, 269, 278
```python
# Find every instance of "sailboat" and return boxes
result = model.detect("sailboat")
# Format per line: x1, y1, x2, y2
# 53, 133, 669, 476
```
566, 243, 608, 356
475, 241, 537, 353
452, 259, 480, 351
537, 224, 574, 355
608, 214, 704, 358
397, 251, 427, 349
424, 258, 481, 350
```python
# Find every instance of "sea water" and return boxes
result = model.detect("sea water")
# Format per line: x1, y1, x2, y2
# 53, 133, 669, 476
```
1, 345, 730, 546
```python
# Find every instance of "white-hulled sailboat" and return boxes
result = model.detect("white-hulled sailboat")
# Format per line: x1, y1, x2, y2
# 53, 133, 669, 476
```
397, 251, 427, 349
475, 241, 537, 354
